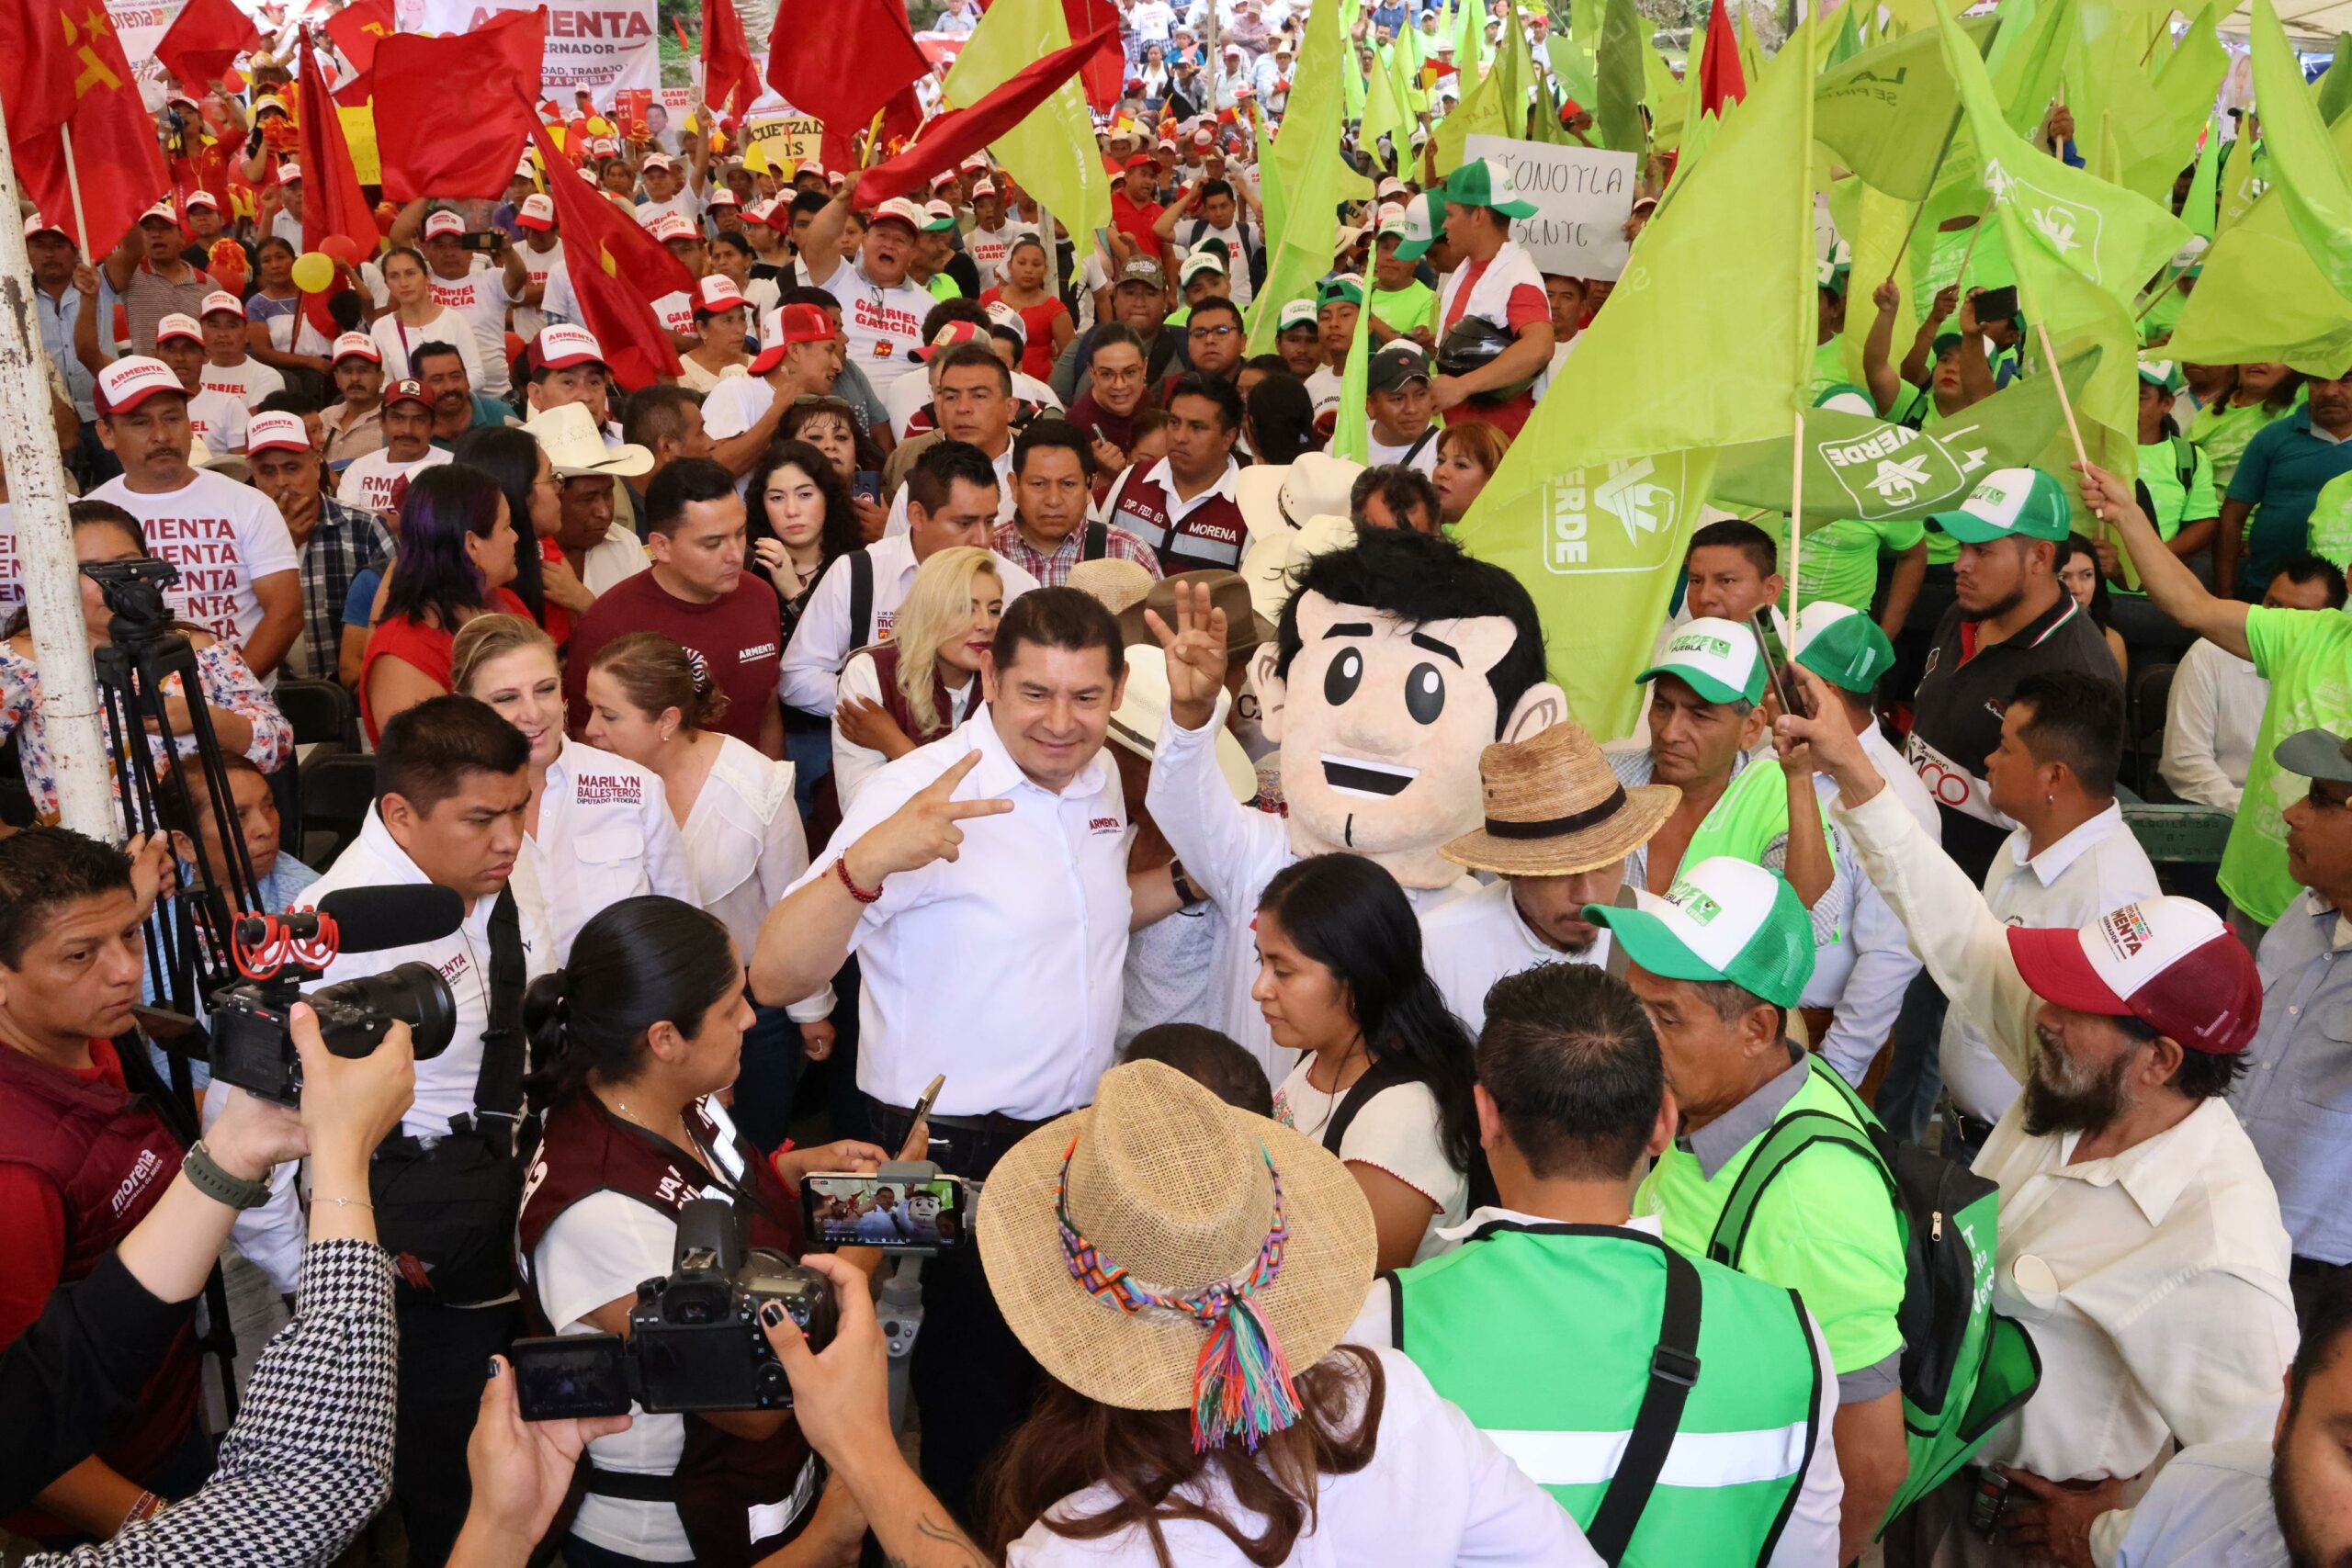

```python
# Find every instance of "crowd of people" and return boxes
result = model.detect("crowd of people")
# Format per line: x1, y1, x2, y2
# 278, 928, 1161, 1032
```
5, 1, 2352, 1566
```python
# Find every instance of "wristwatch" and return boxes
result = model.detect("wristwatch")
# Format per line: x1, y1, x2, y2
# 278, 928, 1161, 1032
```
181, 1140, 274, 1211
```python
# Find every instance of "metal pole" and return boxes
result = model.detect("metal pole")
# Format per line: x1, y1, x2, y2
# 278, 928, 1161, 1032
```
0, 101, 117, 841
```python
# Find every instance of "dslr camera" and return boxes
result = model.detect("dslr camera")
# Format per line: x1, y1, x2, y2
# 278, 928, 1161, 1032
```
511, 1199, 836, 1420
209, 961, 457, 1105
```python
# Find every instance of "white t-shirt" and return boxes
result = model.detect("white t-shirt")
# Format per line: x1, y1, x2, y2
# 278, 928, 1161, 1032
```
1368, 426, 1440, 475
511, 238, 566, 342
200, 356, 286, 411
1272, 1058, 1467, 1264
1129, 0, 1175, 39
967, 220, 1035, 286
370, 305, 489, 388
424, 258, 516, 396
701, 374, 779, 443
337, 445, 455, 516
650, 289, 697, 340
187, 387, 250, 455
86, 469, 300, 658
1004, 1346, 1595, 1566
818, 261, 931, 398
1304, 364, 1343, 421
634, 191, 704, 231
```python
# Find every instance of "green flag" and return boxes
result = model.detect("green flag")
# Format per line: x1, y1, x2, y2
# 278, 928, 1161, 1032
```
1363, 45, 1411, 153
1813, 18, 1996, 200
1432, 21, 1518, 171
1496, 3, 1540, 140
2316, 32, 2352, 126
1253, 97, 1285, 237
1831, 176, 1919, 389
1826, 4, 1864, 67
942, 0, 1110, 239
1548, 35, 1600, 117
1330, 293, 1375, 462
1596, 0, 1646, 153
1645, 40, 1685, 150
2251, 0, 2352, 301
2214, 127, 2267, 236
2182, 114, 2222, 239
1453, 18, 1819, 739
1248, 0, 1353, 351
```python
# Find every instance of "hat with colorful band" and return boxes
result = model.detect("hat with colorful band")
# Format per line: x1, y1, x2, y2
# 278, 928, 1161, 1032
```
1635, 616, 1768, 705
1317, 274, 1365, 308
1433, 156, 1537, 220
1792, 601, 1895, 694
1389, 189, 1448, 263
1925, 466, 2072, 544
2006, 897, 2263, 1055
1277, 299, 1319, 333
1585, 856, 1817, 1008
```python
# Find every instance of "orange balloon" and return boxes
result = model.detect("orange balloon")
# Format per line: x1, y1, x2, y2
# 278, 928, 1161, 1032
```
320, 234, 360, 265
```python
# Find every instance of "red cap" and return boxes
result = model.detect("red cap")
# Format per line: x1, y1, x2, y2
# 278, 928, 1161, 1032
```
1125, 153, 1158, 173
94, 356, 187, 415
749, 303, 834, 372
2005, 897, 2264, 1055
382, 378, 432, 411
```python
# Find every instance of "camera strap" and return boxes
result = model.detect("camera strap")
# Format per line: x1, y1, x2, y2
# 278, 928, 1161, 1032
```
467, 886, 529, 1155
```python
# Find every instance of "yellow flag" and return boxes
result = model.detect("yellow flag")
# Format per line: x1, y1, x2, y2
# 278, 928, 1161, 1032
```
943, 0, 1111, 236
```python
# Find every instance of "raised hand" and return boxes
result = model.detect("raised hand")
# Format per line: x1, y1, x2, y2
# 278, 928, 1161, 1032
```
842, 750, 1013, 887
1143, 576, 1228, 730
1872, 277, 1900, 312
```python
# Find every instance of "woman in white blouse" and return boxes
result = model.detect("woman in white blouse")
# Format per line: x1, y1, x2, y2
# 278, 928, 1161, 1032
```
829, 546, 1003, 811
581, 630, 835, 1145
450, 615, 693, 963
370, 247, 487, 387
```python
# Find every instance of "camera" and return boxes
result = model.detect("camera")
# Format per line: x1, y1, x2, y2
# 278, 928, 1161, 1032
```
511, 1200, 837, 1421
82, 558, 179, 647
208, 963, 458, 1105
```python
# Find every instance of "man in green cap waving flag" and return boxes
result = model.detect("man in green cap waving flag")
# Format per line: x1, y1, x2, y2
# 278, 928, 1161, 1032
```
1428, 155, 1555, 440
1595, 855, 1913, 1565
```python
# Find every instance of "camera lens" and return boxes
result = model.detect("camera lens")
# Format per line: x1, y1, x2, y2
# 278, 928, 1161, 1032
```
311, 961, 458, 1061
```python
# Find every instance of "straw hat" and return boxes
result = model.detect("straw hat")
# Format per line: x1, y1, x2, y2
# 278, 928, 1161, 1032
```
1441, 721, 1679, 877
979, 1060, 1374, 1427
1067, 557, 1157, 620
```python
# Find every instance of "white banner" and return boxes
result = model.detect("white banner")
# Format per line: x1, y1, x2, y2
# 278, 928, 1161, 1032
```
399, 0, 659, 106
112, 0, 189, 109
1462, 134, 1638, 282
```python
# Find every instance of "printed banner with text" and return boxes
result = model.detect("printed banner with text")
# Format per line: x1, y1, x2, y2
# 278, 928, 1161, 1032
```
400, 0, 655, 105
1461, 133, 1638, 281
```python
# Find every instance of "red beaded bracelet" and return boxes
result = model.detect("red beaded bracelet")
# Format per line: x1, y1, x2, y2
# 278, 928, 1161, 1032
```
833, 856, 883, 904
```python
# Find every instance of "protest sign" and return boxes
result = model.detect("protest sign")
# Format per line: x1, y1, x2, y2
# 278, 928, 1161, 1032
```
401, 0, 657, 104
743, 114, 823, 170
1461, 133, 1637, 280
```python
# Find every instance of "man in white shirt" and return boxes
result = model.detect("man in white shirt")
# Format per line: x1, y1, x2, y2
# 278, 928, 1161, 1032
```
963, 180, 1033, 286
401, 209, 520, 398
336, 380, 454, 520
150, 313, 250, 456
779, 439, 1040, 716
197, 290, 285, 410
1363, 340, 1442, 475
1785, 665, 2300, 1568
797, 180, 935, 400
1939, 669, 2162, 1156
752, 586, 1132, 1518
1421, 719, 1671, 1034
883, 343, 1020, 536
87, 357, 300, 680
502, 194, 565, 344
702, 302, 843, 476
632, 151, 706, 231
301, 695, 553, 1566
2161, 558, 2345, 810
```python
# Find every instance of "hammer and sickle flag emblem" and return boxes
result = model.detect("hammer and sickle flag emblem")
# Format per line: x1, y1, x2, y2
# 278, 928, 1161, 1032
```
60, 3, 123, 96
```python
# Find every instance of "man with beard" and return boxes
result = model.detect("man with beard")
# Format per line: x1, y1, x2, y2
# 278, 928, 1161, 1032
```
2097, 1279, 2352, 1568
1782, 660, 2298, 1568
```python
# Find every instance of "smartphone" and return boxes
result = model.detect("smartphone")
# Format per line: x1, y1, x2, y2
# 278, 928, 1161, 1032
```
1750, 610, 1813, 720
799, 1172, 970, 1252
458, 231, 504, 255
909, 1073, 945, 1129
1972, 284, 2019, 323
510, 1333, 633, 1421
853, 469, 882, 502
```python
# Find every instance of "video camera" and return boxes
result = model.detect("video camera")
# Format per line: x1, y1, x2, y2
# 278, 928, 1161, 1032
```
510, 1200, 837, 1421
201, 886, 468, 1105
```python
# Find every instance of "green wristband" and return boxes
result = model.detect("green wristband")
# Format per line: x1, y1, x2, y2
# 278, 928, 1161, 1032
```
181, 1140, 273, 1211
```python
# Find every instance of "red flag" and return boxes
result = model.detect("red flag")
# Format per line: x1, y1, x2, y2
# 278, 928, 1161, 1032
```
673, 14, 692, 52
765, 0, 929, 164
155, 0, 257, 90
1062, 0, 1123, 111
0, 0, 82, 147
374, 9, 545, 201
1697, 0, 1745, 118
700, 0, 759, 121
520, 91, 694, 389
855, 22, 1114, 209
324, 0, 394, 76
298, 39, 374, 336
10, 0, 170, 254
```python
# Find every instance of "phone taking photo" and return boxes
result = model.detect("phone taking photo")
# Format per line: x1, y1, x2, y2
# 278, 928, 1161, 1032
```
1750, 610, 1813, 720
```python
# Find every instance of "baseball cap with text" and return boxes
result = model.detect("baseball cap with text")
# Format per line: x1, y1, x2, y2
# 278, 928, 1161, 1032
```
1926, 467, 2072, 544
245, 412, 312, 457
153, 313, 205, 347
332, 333, 383, 366
2007, 897, 2263, 1054
531, 323, 607, 372
1586, 856, 1817, 1008
95, 356, 188, 415
516, 194, 556, 231
1636, 616, 1768, 705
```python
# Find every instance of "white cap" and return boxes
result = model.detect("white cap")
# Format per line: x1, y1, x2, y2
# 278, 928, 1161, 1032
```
277, 161, 302, 184
971, 178, 998, 198
153, 312, 205, 346
94, 355, 187, 414
870, 197, 927, 231
1635, 617, 1768, 705
331, 332, 382, 365
985, 299, 1027, 344
517, 194, 556, 230
1178, 250, 1227, 283
245, 411, 311, 456
642, 152, 676, 171
695, 275, 745, 313
22, 212, 65, 240
198, 290, 244, 320
530, 322, 606, 370
648, 212, 701, 243
424, 210, 465, 240
184, 189, 220, 212
1276, 299, 1318, 332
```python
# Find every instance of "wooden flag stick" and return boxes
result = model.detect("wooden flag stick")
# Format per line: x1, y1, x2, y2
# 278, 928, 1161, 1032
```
1787, 402, 1804, 623
61, 126, 92, 262
2036, 320, 2090, 471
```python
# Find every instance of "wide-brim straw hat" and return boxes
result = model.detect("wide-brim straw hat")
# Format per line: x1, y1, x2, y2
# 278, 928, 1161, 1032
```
979, 1060, 1375, 1416
1442, 720, 1679, 877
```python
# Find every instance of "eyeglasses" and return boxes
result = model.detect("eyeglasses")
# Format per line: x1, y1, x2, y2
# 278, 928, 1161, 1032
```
1189, 323, 1236, 339
1094, 365, 1145, 383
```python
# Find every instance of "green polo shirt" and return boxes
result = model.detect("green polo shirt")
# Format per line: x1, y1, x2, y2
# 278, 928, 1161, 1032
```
1638, 1055, 1906, 1392
2189, 392, 2301, 494
1370, 279, 1436, 341
2135, 438, 2220, 543
2222, 605, 2352, 924
1770, 512, 1928, 614
2225, 409, 2352, 595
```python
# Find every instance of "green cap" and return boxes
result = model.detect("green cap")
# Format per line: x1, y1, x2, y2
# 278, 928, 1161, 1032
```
1815, 242, 1852, 297
2137, 355, 2185, 394
1391, 190, 1448, 263
1317, 273, 1366, 308
1585, 857, 1817, 1008
1278, 298, 1320, 332
1635, 616, 1769, 705
1792, 602, 1895, 694
1925, 467, 2072, 544
1434, 156, 1537, 220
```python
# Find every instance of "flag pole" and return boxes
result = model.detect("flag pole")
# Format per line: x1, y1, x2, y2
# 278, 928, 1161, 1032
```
61, 126, 93, 263
2036, 320, 2090, 470
0, 105, 118, 840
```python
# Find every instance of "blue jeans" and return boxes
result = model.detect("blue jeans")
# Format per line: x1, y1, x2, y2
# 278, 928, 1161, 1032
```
1873, 970, 1950, 1145
729, 997, 801, 1154
784, 723, 831, 828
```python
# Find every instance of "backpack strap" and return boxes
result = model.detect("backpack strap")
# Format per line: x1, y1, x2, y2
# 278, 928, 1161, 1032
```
1402, 424, 1440, 467
1582, 1243, 1704, 1567
1705, 1107, 1896, 1271
1082, 521, 1109, 560
1319, 1055, 1421, 1158
465, 886, 531, 1156
848, 549, 875, 651
2171, 431, 2199, 492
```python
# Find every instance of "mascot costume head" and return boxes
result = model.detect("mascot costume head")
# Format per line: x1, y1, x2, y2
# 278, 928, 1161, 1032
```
1250, 527, 1566, 890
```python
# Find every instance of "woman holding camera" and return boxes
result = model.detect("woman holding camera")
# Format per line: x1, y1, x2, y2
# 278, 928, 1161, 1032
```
0, 502, 291, 821
516, 896, 881, 1568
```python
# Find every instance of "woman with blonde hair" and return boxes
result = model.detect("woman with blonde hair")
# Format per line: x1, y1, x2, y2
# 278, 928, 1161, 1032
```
828, 546, 1004, 810
449, 613, 692, 963
1431, 421, 1511, 527
581, 630, 835, 1150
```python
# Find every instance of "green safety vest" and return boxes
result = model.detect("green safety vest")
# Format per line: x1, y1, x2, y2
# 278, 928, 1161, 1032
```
1394, 1223, 1823, 1567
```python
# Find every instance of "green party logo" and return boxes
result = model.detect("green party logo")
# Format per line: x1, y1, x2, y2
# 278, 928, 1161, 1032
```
1666, 878, 1723, 925
1543, 454, 1693, 577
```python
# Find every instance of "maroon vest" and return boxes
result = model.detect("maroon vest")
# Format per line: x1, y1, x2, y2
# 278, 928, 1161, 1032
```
0, 1040, 198, 1529
1106, 464, 1249, 574
516, 1093, 818, 1568
865, 640, 968, 751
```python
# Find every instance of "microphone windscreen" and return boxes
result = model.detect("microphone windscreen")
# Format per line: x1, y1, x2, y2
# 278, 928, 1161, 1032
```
313, 884, 467, 953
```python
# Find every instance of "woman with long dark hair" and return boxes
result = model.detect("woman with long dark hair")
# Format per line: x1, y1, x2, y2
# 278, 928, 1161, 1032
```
746, 438, 864, 812
1253, 853, 1479, 1271
452, 423, 567, 634
358, 464, 526, 740
779, 395, 888, 542
1243, 370, 1322, 467
516, 896, 878, 1566
2059, 531, 2129, 682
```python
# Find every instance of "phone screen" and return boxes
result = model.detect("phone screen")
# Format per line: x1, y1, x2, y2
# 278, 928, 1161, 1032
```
799, 1173, 967, 1251
853, 469, 882, 502
510, 1333, 634, 1421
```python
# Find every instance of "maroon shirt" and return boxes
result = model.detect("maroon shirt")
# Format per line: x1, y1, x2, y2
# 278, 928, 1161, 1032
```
565, 569, 784, 755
